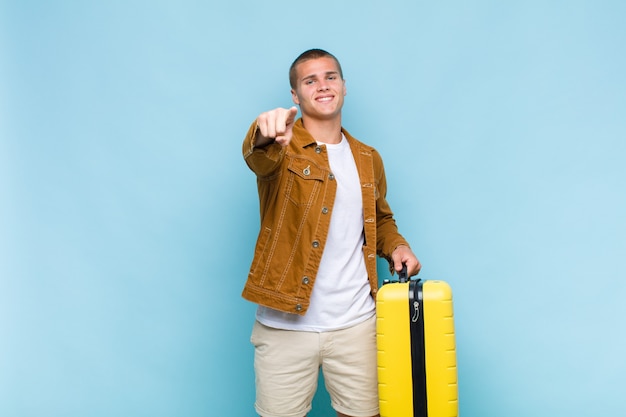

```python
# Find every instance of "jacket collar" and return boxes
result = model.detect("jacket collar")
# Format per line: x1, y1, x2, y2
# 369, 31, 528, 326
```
292, 118, 364, 150
292, 119, 318, 148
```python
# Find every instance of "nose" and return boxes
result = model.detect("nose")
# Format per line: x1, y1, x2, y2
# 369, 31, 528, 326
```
318, 82, 330, 91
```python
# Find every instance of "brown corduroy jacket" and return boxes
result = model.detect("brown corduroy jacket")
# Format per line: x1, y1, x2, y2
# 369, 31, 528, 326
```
241, 118, 409, 315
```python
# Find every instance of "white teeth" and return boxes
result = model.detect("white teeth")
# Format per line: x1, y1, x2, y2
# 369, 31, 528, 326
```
318, 97, 332, 102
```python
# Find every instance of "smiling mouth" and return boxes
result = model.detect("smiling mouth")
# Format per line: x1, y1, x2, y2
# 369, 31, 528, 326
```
316, 96, 334, 102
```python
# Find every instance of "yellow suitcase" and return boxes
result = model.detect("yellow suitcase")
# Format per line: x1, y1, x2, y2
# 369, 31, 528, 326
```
376, 267, 458, 417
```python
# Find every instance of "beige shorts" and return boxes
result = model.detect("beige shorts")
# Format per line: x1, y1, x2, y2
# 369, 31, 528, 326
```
250, 315, 379, 417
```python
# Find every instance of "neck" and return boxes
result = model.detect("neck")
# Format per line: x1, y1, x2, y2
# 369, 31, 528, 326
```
301, 115, 343, 144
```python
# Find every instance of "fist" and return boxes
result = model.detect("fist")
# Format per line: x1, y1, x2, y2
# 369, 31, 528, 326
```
256, 106, 298, 147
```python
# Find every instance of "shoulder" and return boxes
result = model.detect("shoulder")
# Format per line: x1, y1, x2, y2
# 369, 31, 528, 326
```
342, 128, 384, 164
342, 128, 373, 150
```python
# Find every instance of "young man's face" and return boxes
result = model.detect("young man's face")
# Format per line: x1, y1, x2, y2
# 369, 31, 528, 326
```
291, 56, 346, 121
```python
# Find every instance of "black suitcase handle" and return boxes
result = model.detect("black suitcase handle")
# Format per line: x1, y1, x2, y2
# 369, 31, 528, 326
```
399, 263, 409, 283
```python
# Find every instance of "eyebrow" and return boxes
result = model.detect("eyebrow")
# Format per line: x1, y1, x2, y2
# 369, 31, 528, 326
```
302, 71, 340, 81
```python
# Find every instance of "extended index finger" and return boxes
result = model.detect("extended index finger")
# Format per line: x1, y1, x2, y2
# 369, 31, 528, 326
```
286, 106, 298, 124
277, 106, 298, 134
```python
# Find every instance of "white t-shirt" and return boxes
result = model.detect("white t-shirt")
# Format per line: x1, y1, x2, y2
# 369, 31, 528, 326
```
256, 135, 375, 331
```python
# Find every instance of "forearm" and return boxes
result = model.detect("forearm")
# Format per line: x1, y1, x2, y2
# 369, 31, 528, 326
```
242, 121, 285, 177
376, 213, 410, 260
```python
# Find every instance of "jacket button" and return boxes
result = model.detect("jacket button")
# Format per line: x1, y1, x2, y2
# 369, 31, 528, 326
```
315, 146, 322, 154
312, 240, 320, 248
302, 276, 310, 285
322, 207, 328, 214
329, 173, 335, 180
295, 304, 303, 312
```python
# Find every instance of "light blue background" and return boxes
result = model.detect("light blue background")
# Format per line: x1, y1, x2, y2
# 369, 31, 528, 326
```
2, 1, 624, 416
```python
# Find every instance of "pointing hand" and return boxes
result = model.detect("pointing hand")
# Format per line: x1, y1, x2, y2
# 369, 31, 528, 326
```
256, 106, 298, 147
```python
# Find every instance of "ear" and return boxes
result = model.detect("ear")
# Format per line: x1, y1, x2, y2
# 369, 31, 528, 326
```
291, 88, 300, 105
342, 80, 347, 96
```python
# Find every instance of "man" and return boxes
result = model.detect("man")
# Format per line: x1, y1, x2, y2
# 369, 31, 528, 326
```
242, 49, 420, 417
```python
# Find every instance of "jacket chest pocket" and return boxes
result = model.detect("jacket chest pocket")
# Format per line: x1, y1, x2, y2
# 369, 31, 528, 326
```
285, 157, 326, 207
